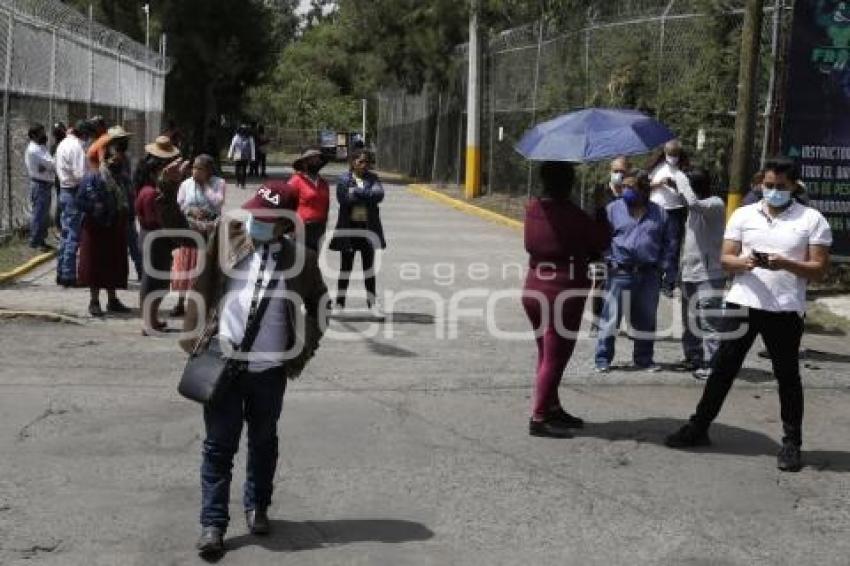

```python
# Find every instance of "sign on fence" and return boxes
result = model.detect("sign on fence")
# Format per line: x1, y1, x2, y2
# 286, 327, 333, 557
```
782, 0, 850, 258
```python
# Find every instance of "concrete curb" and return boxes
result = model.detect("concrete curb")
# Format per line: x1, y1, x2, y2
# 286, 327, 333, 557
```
408, 184, 523, 232
0, 251, 56, 285
376, 170, 415, 185
0, 309, 83, 325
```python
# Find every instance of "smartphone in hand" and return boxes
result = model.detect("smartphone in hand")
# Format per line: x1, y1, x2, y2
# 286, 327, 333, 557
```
752, 251, 770, 269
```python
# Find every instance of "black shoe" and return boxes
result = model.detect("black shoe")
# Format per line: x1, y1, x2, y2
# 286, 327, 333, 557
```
245, 508, 270, 535
546, 407, 584, 429
529, 418, 574, 439
665, 423, 711, 449
675, 359, 700, 372
88, 301, 104, 317
777, 442, 803, 472
56, 277, 76, 288
196, 526, 225, 559
107, 300, 131, 314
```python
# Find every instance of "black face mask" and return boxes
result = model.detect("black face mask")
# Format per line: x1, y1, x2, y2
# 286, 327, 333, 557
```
36, 135, 48, 145
306, 164, 322, 175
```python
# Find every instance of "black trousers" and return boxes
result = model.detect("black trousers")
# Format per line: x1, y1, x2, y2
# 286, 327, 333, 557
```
235, 160, 249, 187
691, 303, 805, 445
336, 245, 376, 307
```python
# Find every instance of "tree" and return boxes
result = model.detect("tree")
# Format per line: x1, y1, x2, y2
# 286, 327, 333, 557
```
161, 0, 290, 151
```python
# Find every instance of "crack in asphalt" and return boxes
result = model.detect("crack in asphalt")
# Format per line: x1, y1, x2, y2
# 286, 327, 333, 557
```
16, 402, 69, 442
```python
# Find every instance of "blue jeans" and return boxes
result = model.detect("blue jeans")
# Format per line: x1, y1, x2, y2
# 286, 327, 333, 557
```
201, 367, 287, 530
680, 279, 725, 367
29, 180, 52, 247
595, 269, 661, 368
57, 187, 81, 281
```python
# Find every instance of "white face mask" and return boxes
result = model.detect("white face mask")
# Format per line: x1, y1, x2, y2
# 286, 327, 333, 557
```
610, 172, 624, 186
665, 154, 680, 166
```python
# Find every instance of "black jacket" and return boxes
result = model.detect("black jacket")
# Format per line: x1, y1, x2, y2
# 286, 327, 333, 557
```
329, 170, 387, 252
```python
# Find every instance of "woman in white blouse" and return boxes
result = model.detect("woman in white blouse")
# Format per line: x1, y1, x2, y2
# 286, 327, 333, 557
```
171, 154, 225, 316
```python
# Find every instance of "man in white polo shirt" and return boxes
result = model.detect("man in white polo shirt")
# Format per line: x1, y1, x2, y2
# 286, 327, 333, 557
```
666, 157, 832, 473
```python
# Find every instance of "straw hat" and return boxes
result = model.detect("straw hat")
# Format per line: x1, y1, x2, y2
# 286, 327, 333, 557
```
107, 125, 132, 139
145, 135, 180, 159
293, 148, 328, 171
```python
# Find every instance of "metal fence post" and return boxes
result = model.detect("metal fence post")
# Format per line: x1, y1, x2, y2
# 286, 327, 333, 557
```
49, 29, 56, 129
656, 0, 675, 119
2, 13, 14, 232
526, 16, 544, 197
760, 0, 782, 167
88, 3, 94, 116
116, 41, 122, 125
431, 92, 442, 182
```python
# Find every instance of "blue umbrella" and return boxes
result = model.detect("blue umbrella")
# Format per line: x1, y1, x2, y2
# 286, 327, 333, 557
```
515, 108, 676, 163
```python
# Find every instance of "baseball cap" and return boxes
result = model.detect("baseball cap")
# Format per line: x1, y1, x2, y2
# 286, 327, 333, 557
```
242, 180, 299, 222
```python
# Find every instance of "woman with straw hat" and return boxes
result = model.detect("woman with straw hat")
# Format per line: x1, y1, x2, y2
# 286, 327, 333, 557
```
75, 127, 137, 317
134, 136, 182, 333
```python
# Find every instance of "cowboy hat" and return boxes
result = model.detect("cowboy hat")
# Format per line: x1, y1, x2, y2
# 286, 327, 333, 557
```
107, 125, 132, 139
293, 147, 328, 171
145, 135, 180, 159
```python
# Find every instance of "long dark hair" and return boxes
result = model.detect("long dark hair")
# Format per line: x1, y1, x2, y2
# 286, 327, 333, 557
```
132, 154, 170, 193
539, 161, 575, 199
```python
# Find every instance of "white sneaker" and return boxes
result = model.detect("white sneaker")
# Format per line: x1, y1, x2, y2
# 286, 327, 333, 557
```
641, 363, 662, 373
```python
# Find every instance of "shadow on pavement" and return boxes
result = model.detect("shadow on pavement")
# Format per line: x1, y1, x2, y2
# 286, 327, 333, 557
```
799, 349, 850, 364
336, 321, 419, 358
578, 417, 850, 472
330, 311, 435, 325
227, 518, 434, 553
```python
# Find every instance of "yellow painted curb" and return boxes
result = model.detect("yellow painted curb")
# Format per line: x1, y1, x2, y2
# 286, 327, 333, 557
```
0, 251, 56, 285
375, 170, 415, 185
408, 184, 523, 232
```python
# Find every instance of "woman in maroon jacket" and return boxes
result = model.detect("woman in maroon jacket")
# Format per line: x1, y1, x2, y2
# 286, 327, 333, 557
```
523, 161, 612, 438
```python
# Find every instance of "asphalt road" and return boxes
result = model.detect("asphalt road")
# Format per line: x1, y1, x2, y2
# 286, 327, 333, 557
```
1, 170, 850, 565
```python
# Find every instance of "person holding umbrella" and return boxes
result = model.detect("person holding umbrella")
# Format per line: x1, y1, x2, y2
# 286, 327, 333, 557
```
594, 170, 678, 373
523, 161, 611, 438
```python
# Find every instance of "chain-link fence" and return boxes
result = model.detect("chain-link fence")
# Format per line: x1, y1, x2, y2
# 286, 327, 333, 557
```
0, 0, 169, 235
377, 0, 791, 216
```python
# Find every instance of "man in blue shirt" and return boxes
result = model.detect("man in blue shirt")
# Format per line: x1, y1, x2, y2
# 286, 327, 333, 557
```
595, 170, 678, 372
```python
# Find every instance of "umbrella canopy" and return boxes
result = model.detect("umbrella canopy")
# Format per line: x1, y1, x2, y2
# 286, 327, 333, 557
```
515, 108, 676, 163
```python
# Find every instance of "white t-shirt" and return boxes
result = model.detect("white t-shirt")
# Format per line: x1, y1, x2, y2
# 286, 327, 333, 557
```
25, 141, 56, 183
649, 162, 687, 210
724, 202, 832, 314
55, 134, 86, 188
219, 242, 288, 372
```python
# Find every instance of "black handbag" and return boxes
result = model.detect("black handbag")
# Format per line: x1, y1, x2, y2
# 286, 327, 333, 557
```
178, 246, 279, 406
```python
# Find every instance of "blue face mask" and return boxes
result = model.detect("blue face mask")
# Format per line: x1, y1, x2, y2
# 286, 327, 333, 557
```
763, 188, 792, 208
622, 188, 642, 206
246, 216, 276, 243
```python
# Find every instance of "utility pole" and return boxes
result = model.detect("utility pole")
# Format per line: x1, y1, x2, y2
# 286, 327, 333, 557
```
465, 0, 482, 199
727, 0, 764, 217
362, 98, 367, 145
